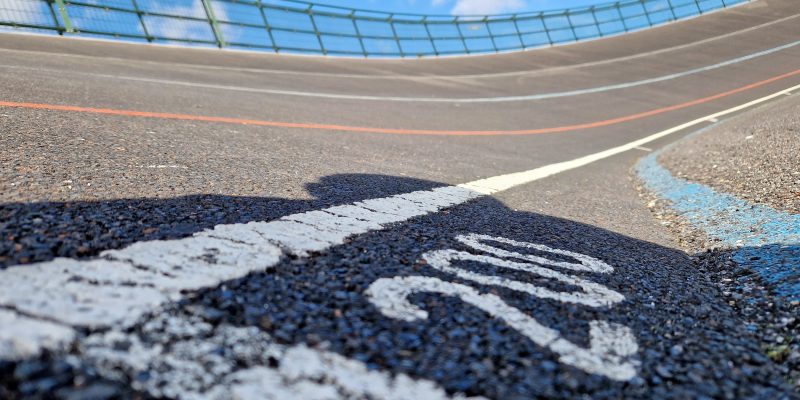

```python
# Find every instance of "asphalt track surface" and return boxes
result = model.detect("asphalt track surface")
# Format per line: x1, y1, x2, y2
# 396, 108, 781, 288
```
1, 0, 800, 398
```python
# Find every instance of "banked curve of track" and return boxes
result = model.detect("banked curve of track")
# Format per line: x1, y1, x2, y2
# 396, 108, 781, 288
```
1, 67, 799, 136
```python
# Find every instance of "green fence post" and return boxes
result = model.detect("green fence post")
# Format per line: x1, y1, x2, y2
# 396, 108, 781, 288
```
615, 2, 629, 32
589, 6, 602, 36
422, 17, 439, 56
349, 11, 367, 57
200, 0, 225, 48
44, 0, 63, 34
665, 0, 678, 20
454, 17, 469, 53
484, 17, 498, 52
511, 15, 525, 49
255, 1, 278, 52
640, 0, 654, 26
130, 0, 152, 42
52, 0, 73, 33
388, 14, 405, 57
307, 5, 327, 55
693, 0, 703, 14
540, 13, 553, 45
565, 10, 578, 42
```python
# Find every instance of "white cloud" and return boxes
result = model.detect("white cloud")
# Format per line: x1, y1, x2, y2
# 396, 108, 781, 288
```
450, 0, 526, 15
145, 0, 236, 44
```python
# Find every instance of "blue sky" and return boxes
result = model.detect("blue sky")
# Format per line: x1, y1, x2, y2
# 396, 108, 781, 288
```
314, 0, 610, 15
1, 0, 739, 56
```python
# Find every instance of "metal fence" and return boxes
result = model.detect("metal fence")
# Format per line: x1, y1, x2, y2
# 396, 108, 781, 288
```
0, 0, 749, 57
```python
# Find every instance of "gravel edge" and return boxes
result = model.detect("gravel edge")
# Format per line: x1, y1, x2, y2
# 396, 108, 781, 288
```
633, 171, 800, 391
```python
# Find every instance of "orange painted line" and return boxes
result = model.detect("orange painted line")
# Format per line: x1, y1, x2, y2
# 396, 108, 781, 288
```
2, 68, 799, 136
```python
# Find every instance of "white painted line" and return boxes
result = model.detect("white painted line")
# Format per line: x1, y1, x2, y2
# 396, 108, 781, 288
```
142, 164, 188, 169
422, 249, 624, 307
1, 9, 795, 80
452, 82, 800, 196
707, 117, 720, 123
366, 233, 637, 381
366, 277, 638, 381
0, 81, 798, 390
2, 38, 798, 103
208, 346, 478, 400
634, 146, 653, 152
0, 309, 75, 361
82, 316, 481, 399
457, 233, 614, 273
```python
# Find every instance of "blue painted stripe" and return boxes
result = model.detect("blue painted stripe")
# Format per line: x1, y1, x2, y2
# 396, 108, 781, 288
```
636, 149, 800, 300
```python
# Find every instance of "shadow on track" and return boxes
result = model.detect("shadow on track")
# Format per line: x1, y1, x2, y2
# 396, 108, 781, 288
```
0, 174, 440, 268
0, 174, 793, 399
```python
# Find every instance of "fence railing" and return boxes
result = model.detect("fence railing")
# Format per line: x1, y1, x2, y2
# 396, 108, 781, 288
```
0, 0, 749, 57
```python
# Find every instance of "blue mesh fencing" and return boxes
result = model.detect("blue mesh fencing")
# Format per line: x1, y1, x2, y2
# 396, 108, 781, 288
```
0, 0, 750, 57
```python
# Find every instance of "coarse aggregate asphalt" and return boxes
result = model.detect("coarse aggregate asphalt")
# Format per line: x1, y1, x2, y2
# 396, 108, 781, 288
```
1, 184, 797, 399
1, 0, 800, 398
635, 167, 800, 393
659, 94, 800, 214
639, 94, 800, 391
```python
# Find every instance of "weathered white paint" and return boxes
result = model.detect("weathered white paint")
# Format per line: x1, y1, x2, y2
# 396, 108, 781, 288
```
422, 249, 623, 307
82, 314, 479, 400
368, 234, 631, 378
0, 83, 798, 393
456, 233, 614, 273
0, 238, 281, 329
365, 276, 639, 381
0, 309, 76, 361
143, 165, 188, 169
210, 346, 479, 400
0, 186, 481, 344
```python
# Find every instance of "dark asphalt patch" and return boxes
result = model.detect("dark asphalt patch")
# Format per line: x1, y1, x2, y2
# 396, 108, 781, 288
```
0, 174, 442, 269
695, 249, 800, 388
2, 174, 794, 399
192, 195, 791, 399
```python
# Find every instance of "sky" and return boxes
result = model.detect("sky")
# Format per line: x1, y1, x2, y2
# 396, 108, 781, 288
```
1, 0, 738, 56
314, 0, 611, 15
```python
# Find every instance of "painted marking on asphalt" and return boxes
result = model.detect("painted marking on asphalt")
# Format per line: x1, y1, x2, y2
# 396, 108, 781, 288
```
366, 233, 638, 380
3, 38, 799, 103
367, 277, 638, 381
142, 164, 188, 169
2, 10, 795, 81
1, 82, 799, 396
422, 249, 624, 307
2, 68, 800, 136
458, 233, 614, 273
707, 117, 720, 123
82, 315, 481, 399
0, 309, 76, 360
634, 146, 653, 152
637, 146, 800, 300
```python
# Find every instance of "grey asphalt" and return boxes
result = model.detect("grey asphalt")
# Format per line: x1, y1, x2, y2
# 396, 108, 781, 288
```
654, 93, 800, 389
1, 0, 800, 398
660, 94, 800, 214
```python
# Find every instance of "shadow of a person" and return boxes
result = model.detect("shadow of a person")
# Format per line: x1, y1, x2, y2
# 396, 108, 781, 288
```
0, 174, 442, 268
0, 173, 794, 399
